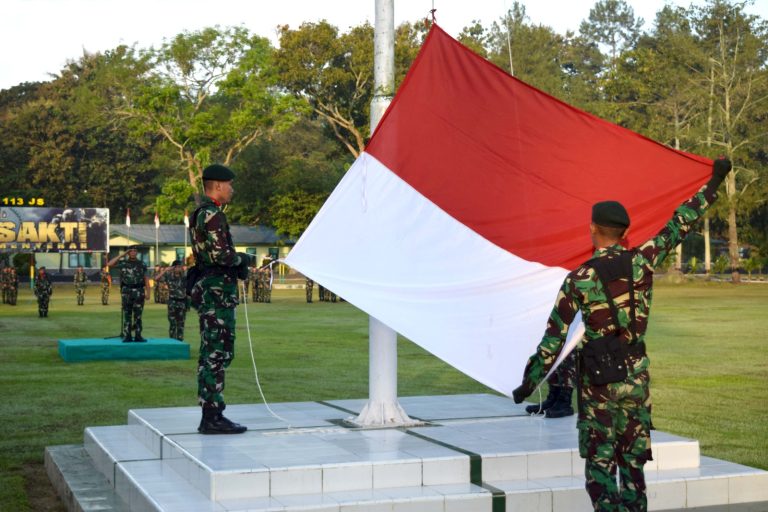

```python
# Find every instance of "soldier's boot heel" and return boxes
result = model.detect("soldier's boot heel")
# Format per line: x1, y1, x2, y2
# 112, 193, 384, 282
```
545, 386, 574, 418
525, 385, 559, 415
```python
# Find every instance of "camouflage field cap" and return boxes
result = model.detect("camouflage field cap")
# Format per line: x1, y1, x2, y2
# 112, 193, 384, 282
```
202, 164, 235, 181
592, 201, 630, 228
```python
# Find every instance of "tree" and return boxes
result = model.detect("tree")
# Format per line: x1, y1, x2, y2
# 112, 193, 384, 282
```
275, 20, 422, 159
116, 26, 303, 203
580, 0, 644, 63
691, 0, 768, 283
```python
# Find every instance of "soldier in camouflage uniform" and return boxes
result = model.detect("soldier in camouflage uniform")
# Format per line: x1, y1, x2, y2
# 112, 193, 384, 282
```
189, 164, 253, 435
514, 159, 732, 512
156, 261, 188, 341
34, 266, 53, 317
100, 266, 112, 305
74, 265, 88, 305
153, 266, 163, 303
1, 267, 7, 304
107, 246, 149, 343
260, 267, 272, 303
7, 267, 18, 306
305, 277, 314, 303
159, 272, 170, 304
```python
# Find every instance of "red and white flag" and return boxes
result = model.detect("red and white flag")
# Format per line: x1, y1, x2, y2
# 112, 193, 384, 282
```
125, 209, 131, 228
183, 210, 189, 228
285, 25, 712, 395
154, 211, 160, 229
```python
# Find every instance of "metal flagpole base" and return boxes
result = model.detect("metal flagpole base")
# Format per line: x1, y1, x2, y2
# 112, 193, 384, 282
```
345, 399, 424, 429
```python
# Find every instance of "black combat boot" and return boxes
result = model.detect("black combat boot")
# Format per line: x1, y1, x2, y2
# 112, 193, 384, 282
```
122, 331, 133, 343
545, 386, 574, 418
525, 385, 559, 414
198, 411, 247, 435
133, 333, 147, 342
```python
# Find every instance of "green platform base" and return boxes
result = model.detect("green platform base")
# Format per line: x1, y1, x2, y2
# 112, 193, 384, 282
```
58, 338, 190, 362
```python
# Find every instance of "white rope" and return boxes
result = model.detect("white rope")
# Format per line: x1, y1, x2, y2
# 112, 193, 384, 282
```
240, 280, 292, 427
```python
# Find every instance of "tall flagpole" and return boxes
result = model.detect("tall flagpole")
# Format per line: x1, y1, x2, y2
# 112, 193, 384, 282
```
184, 210, 189, 264
154, 212, 160, 266
352, 0, 416, 427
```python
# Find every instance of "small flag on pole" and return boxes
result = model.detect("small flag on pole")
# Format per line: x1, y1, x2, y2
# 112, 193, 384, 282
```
154, 211, 160, 229
183, 210, 189, 228
125, 209, 131, 227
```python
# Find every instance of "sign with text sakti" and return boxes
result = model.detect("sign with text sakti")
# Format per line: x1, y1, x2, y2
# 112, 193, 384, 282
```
0, 207, 109, 253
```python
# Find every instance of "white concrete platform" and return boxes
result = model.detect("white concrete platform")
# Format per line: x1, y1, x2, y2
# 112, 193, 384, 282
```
47, 394, 768, 511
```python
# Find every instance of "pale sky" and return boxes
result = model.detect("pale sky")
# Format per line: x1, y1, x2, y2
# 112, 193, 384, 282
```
2, 0, 767, 90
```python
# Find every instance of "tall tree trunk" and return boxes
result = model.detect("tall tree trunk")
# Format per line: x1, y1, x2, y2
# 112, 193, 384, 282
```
726, 172, 741, 283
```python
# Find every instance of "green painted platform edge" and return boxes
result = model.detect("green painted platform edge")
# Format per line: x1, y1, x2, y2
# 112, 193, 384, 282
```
58, 338, 190, 362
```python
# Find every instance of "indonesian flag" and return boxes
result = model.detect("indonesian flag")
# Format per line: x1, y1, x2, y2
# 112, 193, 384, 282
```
154, 211, 160, 229
285, 25, 712, 396
183, 210, 189, 228
125, 209, 131, 228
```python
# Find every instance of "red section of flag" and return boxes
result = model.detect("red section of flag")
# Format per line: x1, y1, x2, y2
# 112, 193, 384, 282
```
126, 208, 131, 227
154, 211, 160, 229
366, 25, 711, 270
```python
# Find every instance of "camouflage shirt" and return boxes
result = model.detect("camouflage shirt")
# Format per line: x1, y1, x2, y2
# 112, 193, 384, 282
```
117, 258, 147, 287
190, 195, 242, 273
522, 182, 718, 388
74, 270, 87, 286
34, 273, 52, 295
166, 270, 187, 300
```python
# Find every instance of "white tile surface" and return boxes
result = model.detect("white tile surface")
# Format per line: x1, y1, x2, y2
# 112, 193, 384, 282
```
70, 394, 768, 511
322, 462, 373, 492
271, 467, 323, 496
730, 473, 768, 503
422, 456, 470, 485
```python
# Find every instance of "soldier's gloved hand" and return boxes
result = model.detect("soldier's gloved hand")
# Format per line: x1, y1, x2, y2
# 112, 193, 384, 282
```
235, 253, 251, 280
708, 157, 732, 189
512, 382, 535, 404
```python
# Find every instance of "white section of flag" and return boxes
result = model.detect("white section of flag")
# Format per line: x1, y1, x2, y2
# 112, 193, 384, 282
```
126, 209, 131, 228
286, 153, 583, 395
154, 212, 160, 229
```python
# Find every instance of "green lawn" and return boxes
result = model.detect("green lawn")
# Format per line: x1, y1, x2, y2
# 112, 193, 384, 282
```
0, 280, 766, 511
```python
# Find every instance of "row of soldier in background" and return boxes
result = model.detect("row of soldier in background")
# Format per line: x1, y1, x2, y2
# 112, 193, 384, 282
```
1, 267, 19, 305
304, 278, 344, 304
239, 264, 273, 303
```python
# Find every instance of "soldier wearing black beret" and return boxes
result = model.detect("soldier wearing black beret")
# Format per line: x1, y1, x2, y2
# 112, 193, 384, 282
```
189, 163, 253, 434
513, 159, 733, 510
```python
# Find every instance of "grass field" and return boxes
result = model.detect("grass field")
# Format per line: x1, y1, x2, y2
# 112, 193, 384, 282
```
0, 280, 766, 511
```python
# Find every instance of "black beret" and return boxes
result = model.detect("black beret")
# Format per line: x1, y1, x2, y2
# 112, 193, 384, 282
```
172, 260, 181, 266
202, 164, 235, 181
127, 245, 141, 251
592, 201, 630, 228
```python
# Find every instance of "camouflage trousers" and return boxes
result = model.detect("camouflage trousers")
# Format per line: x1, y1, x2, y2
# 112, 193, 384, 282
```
195, 278, 238, 415
76, 286, 86, 305
37, 293, 50, 315
167, 298, 187, 340
121, 287, 145, 337
305, 280, 313, 303
101, 285, 109, 305
578, 366, 652, 512
547, 351, 576, 389
7, 288, 17, 305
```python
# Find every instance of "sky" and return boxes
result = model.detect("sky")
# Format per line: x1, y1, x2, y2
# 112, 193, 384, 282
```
2, 0, 767, 91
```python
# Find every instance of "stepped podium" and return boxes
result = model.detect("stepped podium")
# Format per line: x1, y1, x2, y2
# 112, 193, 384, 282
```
46, 394, 768, 511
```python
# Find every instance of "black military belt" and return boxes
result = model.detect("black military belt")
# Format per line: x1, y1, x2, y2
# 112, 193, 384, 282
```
121, 283, 145, 289
627, 341, 646, 358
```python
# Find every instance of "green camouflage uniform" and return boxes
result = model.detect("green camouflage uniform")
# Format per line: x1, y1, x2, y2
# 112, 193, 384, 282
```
520, 182, 718, 512
74, 269, 87, 305
6, 268, 18, 306
159, 276, 170, 303
305, 277, 314, 303
118, 258, 147, 338
1, 268, 7, 304
34, 270, 53, 316
260, 268, 272, 303
166, 268, 188, 341
100, 270, 111, 305
189, 195, 244, 416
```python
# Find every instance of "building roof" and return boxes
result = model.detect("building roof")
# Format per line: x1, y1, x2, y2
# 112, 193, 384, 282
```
109, 224, 293, 246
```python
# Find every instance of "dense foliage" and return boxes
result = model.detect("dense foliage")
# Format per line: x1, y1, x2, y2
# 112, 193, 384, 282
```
0, 0, 766, 273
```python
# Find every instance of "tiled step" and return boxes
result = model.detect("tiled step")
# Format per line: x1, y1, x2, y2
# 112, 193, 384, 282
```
490, 456, 768, 512
56, 394, 768, 512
